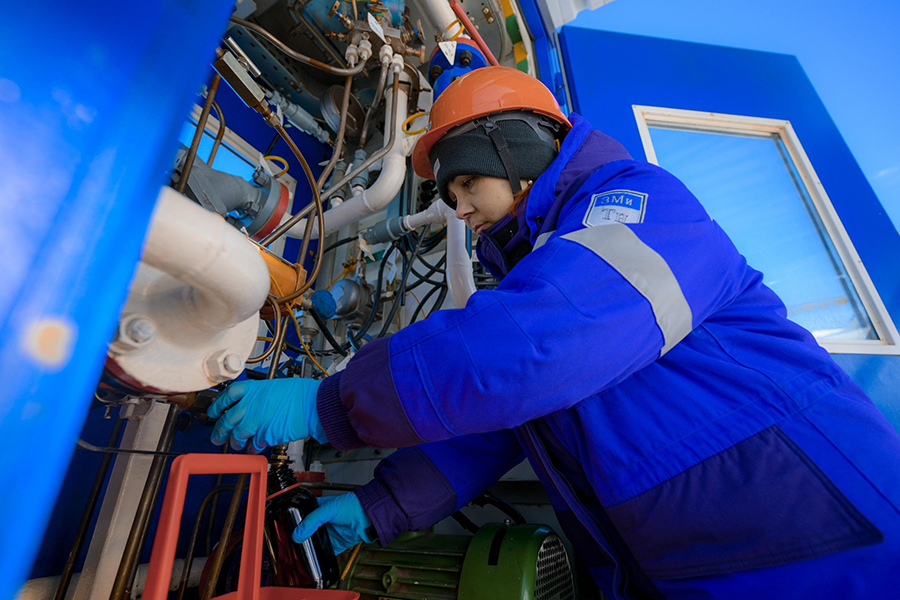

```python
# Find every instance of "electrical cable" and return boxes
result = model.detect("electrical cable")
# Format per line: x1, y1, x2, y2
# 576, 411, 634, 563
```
450, 510, 479, 534
76, 437, 182, 458
409, 284, 443, 323
406, 254, 447, 292
430, 285, 449, 317
309, 305, 349, 356
376, 226, 430, 338
270, 274, 328, 375
321, 448, 356, 464
264, 131, 280, 157
350, 242, 399, 344
472, 491, 526, 524
324, 236, 357, 253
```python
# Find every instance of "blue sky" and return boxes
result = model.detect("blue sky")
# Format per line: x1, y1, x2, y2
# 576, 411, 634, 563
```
571, 0, 900, 232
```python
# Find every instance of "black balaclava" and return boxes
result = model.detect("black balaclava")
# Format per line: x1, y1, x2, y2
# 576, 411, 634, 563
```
429, 111, 560, 209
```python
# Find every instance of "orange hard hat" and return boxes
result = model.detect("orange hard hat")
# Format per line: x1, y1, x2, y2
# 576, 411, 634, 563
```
412, 66, 572, 180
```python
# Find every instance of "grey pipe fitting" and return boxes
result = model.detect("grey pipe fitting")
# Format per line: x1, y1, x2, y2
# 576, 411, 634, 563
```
267, 89, 331, 144
363, 216, 408, 244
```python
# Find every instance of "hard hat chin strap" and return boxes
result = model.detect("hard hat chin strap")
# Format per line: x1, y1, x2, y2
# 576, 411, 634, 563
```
482, 121, 522, 194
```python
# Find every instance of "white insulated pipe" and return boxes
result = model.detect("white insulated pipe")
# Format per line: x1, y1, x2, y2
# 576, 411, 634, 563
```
143, 187, 270, 331
423, 0, 467, 38
286, 70, 411, 239
442, 202, 476, 307
403, 199, 446, 231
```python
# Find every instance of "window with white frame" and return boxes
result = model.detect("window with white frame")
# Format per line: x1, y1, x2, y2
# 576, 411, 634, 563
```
179, 104, 297, 196
633, 106, 899, 355
177, 104, 297, 257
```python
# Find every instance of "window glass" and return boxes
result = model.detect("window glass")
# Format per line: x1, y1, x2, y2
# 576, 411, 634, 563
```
648, 126, 877, 340
177, 121, 257, 181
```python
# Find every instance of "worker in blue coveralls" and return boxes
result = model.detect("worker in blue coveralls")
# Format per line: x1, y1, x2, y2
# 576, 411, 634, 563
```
208, 66, 900, 599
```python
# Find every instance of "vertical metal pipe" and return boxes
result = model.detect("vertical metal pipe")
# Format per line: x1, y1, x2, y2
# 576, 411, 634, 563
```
204, 444, 229, 556
261, 72, 401, 248
175, 485, 235, 600
208, 100, 226, 167
315, 75, 354, 192
202, 314, 289, 599
177, 73, 221, 193
358, 63, 388, 149
201, 474, 247, 600
109, 404, 180, 600
53, 417, 125, 600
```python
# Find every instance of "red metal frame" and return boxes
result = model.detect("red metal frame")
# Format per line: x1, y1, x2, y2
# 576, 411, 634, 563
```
143, 454, 268, 600
143, 453, 358, 600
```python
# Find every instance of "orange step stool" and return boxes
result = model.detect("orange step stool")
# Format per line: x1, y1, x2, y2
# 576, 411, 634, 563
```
142, 453, 358, 600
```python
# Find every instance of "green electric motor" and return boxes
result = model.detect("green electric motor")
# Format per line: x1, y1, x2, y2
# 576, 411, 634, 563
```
344, 523, 576, 600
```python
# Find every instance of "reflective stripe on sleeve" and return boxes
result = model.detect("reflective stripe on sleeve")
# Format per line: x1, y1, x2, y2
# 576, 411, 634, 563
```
534, 230, 555, 250
561, 224, 693, 355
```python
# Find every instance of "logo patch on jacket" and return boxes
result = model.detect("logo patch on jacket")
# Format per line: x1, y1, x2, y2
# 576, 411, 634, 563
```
583, 190, 647, 227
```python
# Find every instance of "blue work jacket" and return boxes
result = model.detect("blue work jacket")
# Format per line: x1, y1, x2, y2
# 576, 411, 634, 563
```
316, 115, 900, 598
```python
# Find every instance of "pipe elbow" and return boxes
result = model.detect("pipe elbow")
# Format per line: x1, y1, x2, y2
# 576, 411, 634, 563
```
143, 187, 269, 330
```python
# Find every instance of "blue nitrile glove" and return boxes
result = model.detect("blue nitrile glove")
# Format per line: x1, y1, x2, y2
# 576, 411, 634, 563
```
292, 493, 375, 555
208, 378, 328, 453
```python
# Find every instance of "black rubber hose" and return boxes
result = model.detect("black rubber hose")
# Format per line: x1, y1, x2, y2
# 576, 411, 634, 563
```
409, 284, 444, 323
407, 255, 447, 292
473, 491, 526, 524
450, 510, 480, 534
309, 305, 348, 356
324, 236, 356, 253
376, 228, 429, 338
351, 242, 398, 344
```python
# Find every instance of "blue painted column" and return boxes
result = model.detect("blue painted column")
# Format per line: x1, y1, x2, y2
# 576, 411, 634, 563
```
0, 2, 234, 596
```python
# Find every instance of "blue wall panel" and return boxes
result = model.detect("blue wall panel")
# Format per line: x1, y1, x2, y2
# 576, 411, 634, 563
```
558, 27, 900, 430
0, 2, 235, 595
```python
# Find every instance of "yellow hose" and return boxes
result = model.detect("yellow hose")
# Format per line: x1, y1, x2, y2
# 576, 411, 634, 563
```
402, 111, 428, 136
263, 155, 289, 177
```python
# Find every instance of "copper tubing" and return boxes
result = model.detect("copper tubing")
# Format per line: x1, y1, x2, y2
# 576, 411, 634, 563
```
178, 74, 221, 193
201, 303, 292, 596
205, 444, 230, 555
449, 0, 500, 66
208, 100, 226, 166
54, 418, 125, 600
315, 75, 354, 193
246, 296, 283, 364
267, 122, 327, 304
175, 485, 236, 600
202, 474, 247, 600
358, 62, 389, 149
321, 72, 401, 202
230, 17, 367, 76
110, 404, 180, 600
287, 5, 348, 69
267, 309, 289, 379
260, 72, 402, 248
